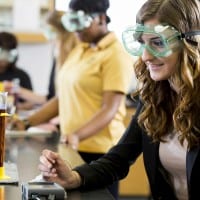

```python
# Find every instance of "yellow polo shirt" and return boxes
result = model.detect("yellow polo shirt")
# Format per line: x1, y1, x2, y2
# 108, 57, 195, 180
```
58, 32, 133, 153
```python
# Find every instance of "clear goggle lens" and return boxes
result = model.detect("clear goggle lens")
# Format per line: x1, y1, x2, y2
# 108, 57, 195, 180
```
0, 48, 18, 62
122, 24, 182, 57
61, 10, 93, 32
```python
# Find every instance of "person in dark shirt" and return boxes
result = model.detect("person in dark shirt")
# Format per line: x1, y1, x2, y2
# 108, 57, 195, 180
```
0, 31, 33, 110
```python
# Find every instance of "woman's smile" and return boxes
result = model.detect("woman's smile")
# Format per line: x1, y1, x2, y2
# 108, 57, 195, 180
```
146, 62, 163, 71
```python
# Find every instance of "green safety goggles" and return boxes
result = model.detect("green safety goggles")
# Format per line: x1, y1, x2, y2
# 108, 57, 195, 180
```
122, 24, 200, 57
0, 48, 18, 62
122, 24, 183, 57
61, 10, 97, 32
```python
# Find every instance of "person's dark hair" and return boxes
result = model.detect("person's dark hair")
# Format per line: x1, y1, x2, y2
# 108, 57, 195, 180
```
0, 32, 17, 50
0, 31, 18, 65
69, 0, 111, 23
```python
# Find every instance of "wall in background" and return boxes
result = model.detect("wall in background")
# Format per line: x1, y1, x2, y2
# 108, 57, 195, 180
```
17, 42, 54, 95
108, 0, 147, 41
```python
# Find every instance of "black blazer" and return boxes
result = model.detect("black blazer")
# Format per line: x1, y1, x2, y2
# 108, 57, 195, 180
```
75, 101, 200, 200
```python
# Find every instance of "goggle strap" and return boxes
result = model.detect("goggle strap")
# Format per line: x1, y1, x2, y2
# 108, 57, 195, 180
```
181, 31, 200, 46
184, 31, 200, 37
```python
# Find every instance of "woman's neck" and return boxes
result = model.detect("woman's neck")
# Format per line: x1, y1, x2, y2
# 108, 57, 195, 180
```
168, 76, 181, 94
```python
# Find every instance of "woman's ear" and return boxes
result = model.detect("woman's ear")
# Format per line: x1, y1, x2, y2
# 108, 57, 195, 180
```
98, 14, 107, 25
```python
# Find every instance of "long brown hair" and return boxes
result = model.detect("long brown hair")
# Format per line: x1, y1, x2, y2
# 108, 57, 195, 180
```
46, 10, 79, 68
134, 0, 200, 148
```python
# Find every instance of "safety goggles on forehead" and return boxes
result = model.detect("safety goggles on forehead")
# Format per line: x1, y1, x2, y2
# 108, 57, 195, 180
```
61, 10, 98, 32
0, 48, 18, 62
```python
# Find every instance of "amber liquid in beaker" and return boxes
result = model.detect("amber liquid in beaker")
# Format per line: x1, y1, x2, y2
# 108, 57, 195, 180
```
0, 109, 6, 167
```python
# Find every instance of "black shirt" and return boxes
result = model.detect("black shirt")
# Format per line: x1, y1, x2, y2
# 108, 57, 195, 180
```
0, 66, 33, 102
0, 66, 32, 90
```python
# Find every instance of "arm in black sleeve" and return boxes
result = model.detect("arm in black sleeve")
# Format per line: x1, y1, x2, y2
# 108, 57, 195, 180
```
74, 102, 143, 191
14, 68, 33, 103
18, 69, 33, 90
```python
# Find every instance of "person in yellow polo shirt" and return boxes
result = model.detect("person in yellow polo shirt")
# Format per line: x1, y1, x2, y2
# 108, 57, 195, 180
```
13, 0, 133, 198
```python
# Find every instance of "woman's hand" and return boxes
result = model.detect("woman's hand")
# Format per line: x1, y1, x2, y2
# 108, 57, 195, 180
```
60, 134, 80, 150
7, 117, 26, 130
38, 149, 82, 189
3, 80, 14, 93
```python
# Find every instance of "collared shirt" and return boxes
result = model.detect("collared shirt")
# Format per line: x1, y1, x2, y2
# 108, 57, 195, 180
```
58, 32, 133, 153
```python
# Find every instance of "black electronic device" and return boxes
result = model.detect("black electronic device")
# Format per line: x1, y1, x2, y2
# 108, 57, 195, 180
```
21, 181, 66, 200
